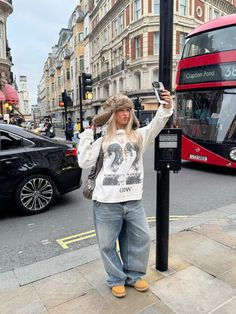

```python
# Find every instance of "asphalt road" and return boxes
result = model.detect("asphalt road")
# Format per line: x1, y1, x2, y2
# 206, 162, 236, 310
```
0, 144, 235, 273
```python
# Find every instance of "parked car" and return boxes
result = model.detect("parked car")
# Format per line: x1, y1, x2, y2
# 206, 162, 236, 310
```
0, 124, 82, 215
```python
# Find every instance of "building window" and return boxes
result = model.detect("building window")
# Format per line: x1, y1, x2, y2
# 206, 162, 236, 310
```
119, 78, 123, 92
103, 27, 108, 45
51, 82, 55, 92
153, 69, 159, 82
0, 22, 4, 58
113, 48, 121, 66
113, 80, 117, 94
118, 47, 122, 64
103, 84, 109, 98
66, 68, 70, 80
135, 36, 141, 58
135, 0, 141, 20
104, 1, 108, 14
134, 72, 141, 89
154, 32, 159, 55
79, 32, 84, 42
119, 13, 123, 34
57, 76, 61, 87
154, 0, 160, 15
113, 19, 118, 37
179, 32, 186, 55
79, 56, 84, 71
213, 9, 220, 18
71, 66, 73, 80
75, 59, 78, 74
179, 0, 187, 16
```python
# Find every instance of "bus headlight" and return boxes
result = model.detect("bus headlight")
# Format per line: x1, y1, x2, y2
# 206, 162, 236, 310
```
229, 148, 236, 161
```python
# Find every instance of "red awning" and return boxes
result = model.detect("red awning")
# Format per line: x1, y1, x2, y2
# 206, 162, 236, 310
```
0, 90, 5, 101
5, 84, 19, 105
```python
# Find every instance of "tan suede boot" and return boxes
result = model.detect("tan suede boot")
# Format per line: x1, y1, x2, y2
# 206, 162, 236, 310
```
111, 285, 126, 298
132, 279, 149, 292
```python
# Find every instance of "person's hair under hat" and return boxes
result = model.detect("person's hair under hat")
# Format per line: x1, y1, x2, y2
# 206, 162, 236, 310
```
93, 94, 139, 129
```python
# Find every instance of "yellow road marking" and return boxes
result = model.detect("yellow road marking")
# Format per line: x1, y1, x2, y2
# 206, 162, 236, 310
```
56, 229, 96, 249
56, 215, 195, 249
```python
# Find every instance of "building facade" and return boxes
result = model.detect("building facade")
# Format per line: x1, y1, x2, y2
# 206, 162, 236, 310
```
86, 0, 236, 122
39, 5, 85, 126
0, 0, 17, 120
38, 0, 236, 124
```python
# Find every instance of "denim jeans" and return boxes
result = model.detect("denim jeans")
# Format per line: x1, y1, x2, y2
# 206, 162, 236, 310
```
93, 200, 151, 287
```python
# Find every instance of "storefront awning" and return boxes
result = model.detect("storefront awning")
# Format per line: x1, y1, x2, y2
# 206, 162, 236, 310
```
5, 84, 19, 105
0, 90, 5, 101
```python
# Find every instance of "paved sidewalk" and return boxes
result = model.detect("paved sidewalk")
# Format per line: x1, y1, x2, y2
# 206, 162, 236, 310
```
0, 204, 236, 313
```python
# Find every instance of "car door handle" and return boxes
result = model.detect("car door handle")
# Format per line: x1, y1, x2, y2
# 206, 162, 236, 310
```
0, 157, 19, 164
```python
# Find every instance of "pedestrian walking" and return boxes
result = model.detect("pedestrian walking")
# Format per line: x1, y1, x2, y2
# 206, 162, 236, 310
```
9, 116, 18, 125
0, 114, 5, 123
40, 118, 55, 137
65, 117, 74, 141
78, 92, 173, 298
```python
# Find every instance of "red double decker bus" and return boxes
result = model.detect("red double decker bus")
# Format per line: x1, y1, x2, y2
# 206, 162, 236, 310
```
175, 14, 236, 168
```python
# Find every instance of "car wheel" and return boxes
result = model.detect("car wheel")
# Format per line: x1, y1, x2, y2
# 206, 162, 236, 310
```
15, 174, 56, 215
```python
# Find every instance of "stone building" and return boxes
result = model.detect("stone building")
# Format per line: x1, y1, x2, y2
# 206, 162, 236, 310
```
38, 5, 85, 125
84, 0, 236, 121
0, 0, 19, 117
38, 0, 236, 123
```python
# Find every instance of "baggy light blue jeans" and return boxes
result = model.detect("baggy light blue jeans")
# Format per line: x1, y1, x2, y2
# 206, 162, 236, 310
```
93, 200, 151, 287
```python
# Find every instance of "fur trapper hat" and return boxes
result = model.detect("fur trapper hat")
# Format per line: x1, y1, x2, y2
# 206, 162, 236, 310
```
93, 94, 140, 129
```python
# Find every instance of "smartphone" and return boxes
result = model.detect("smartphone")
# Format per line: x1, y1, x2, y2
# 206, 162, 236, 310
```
152, 81, 167, 105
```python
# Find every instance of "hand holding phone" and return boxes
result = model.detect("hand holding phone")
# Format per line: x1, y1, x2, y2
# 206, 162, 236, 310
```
152, 81, 167, 105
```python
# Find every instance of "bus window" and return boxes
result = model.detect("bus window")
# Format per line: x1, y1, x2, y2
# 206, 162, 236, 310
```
226, 116, 236, 141
182, 25, 236, 58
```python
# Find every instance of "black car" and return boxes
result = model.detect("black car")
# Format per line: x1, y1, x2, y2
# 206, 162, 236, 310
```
0, 124, 82, 215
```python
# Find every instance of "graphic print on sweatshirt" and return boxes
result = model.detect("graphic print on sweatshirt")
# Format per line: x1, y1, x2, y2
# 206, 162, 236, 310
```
103, 142, 141, 186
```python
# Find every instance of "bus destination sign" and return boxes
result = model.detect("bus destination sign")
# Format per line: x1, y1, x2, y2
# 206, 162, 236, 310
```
180, 62, 236, 85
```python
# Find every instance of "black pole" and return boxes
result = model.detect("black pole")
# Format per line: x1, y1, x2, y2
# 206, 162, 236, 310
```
155, 0, 174, 271
156, 169, 170, 270
64, 89, 68, 125
137, 96, 140, 120
159, 1, 173, 92
79, 75, 84, 132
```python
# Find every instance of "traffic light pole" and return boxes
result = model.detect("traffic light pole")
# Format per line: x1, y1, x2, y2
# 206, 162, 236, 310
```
79, 75, 84, 132
63, 90, 68, 128
155, 0, 174, 272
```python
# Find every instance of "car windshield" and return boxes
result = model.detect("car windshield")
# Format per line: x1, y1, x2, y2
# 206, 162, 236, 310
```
175, 89, 236, 144
182, 25, 236, 58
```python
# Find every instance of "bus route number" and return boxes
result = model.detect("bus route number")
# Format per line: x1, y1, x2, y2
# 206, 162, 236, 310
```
224, 65, 236, 78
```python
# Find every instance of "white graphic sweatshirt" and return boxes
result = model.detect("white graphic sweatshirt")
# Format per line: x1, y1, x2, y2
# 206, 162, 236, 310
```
78, 105, 173, 203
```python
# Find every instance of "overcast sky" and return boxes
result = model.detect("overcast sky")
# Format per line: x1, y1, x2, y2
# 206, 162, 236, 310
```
8, 0, 80, 105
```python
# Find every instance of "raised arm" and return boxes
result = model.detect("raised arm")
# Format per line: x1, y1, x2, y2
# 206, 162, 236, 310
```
139, 89, 173, 152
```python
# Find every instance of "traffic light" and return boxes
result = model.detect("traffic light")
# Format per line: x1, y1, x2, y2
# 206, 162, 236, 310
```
82, 73, 92, 100
59, 91, 73, 107
59, 91, 67, 107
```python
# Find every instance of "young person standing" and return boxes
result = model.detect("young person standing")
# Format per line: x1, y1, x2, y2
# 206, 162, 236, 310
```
78, 92, 173, 298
